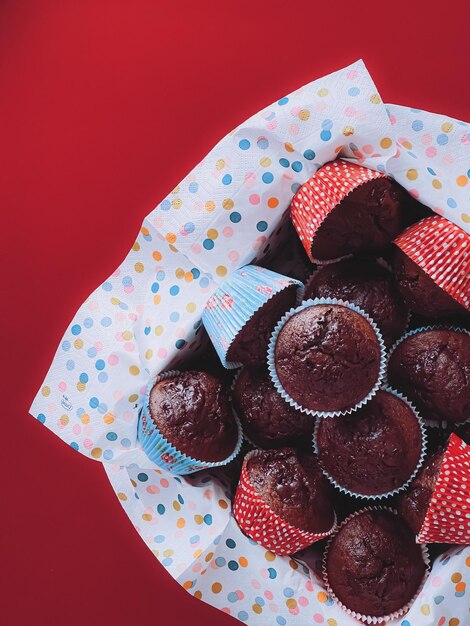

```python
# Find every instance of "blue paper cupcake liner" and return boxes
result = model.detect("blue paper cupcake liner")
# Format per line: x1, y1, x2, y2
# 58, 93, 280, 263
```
386, 325, 470, 429
202, 264, 304, 369
312, 386, 427, 500
267, 297, 387, 417
137, 370, 243, 475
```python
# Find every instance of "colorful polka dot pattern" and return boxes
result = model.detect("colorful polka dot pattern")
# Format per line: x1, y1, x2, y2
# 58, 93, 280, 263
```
202, 265, 303, 368
394, 216, 470, 311
290, 159, 385, 260
385, 104, 470, 233
418, 434, 470, 544
30, 58, 470, 625
151, 60, 396, 276
233, 455, 336, 556
107, 464, 470, 626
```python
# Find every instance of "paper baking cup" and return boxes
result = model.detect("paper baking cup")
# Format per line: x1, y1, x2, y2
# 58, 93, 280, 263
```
312, 386, 427, 499
386, 325, 470, 428
137, 370, 243, 475
202, 264, 304, 369
290, 159, 386, 262
416, 433, 470, 544
394, 215, 470, 311
322, 507, 431, 624
267, 298, 386, 417
233, 450, 336, 556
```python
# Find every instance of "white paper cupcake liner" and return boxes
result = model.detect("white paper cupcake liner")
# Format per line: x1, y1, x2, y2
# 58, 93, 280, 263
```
322, 506, 431, 624
137, 370, 243, 475
267, 298, 387, 417
202, 264, 304, 369
312, 386, 427, 500
386, 325, 470, 428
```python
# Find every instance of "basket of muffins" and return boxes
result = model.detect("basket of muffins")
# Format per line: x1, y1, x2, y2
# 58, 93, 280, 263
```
137, 159, 470, 624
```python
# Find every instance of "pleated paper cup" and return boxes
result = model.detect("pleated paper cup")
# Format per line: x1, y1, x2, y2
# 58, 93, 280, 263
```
201, 265, 304, 369
394, 215, 470, 311
290, 159, 386, 262
322, 507, 431, 624
233, 450, 336, 556
313, 386, 427, 499
386, 325, 470, 428
267, 298, 386, 417
137, 370, 243, 475
416, 433, 470, 544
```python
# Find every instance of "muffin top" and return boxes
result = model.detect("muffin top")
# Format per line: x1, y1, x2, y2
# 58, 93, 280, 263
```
273, 303, 382, 413
246, 448, 334, 534
316, 390, 423, 495
393, 247, 466, 318
326, 509, 426, 617
398, 449, 444, 535
148, 370, 238, 462
226, 285, 298, 365
305, 257, 409, 346
232, 365, 313, 449
261, 222, 313, 283
310, 178, 404, 260
387, 328, 470, 424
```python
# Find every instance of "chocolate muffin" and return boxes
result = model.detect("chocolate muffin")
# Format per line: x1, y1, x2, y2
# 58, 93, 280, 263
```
305, 258, 409, 346
259, 222, 313, 283
310, 178, 404, 260
272, 303, 382, 413
393, 247, 467, 318
398, 449, 444, 534
325, 509, 426, 618
316, 390, 423, 496
148, 371, 238, 461
388, 328, 470, 424
226, 285, 298, 365
246, 447, 334, 533
232, 366, 313, 449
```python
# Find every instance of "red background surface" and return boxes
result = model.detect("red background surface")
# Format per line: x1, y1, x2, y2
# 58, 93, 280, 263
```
2, 1, 469, 624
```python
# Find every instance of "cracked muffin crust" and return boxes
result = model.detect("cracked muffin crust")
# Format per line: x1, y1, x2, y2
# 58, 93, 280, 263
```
232, 365, 313, 449
393, 247, 467, 318
398, 449, 444, 535
246, 447, 334, 533
387, 328, 470, 424
148, 370, 238, 461
305, 258, 409, 346
273, 303, 382, 413
325, 509, 426, 617
316, 390, 423, 495
310, 178, 404, 260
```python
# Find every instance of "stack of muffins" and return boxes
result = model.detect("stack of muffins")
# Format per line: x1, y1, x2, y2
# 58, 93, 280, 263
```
138, 159, 470, 623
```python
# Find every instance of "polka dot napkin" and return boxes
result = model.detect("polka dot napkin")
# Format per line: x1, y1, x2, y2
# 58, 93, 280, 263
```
31, 59, 470, 626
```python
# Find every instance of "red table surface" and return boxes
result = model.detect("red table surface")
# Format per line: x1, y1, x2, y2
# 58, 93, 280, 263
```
2, 1, 469, 624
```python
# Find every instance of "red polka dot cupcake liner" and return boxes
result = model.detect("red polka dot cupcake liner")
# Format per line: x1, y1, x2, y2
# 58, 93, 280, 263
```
290, 159, 385, 262
233, 450, 336, 556
393, 215, 470, 311
416, 433, 470, 545
322, 507, 431, 624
